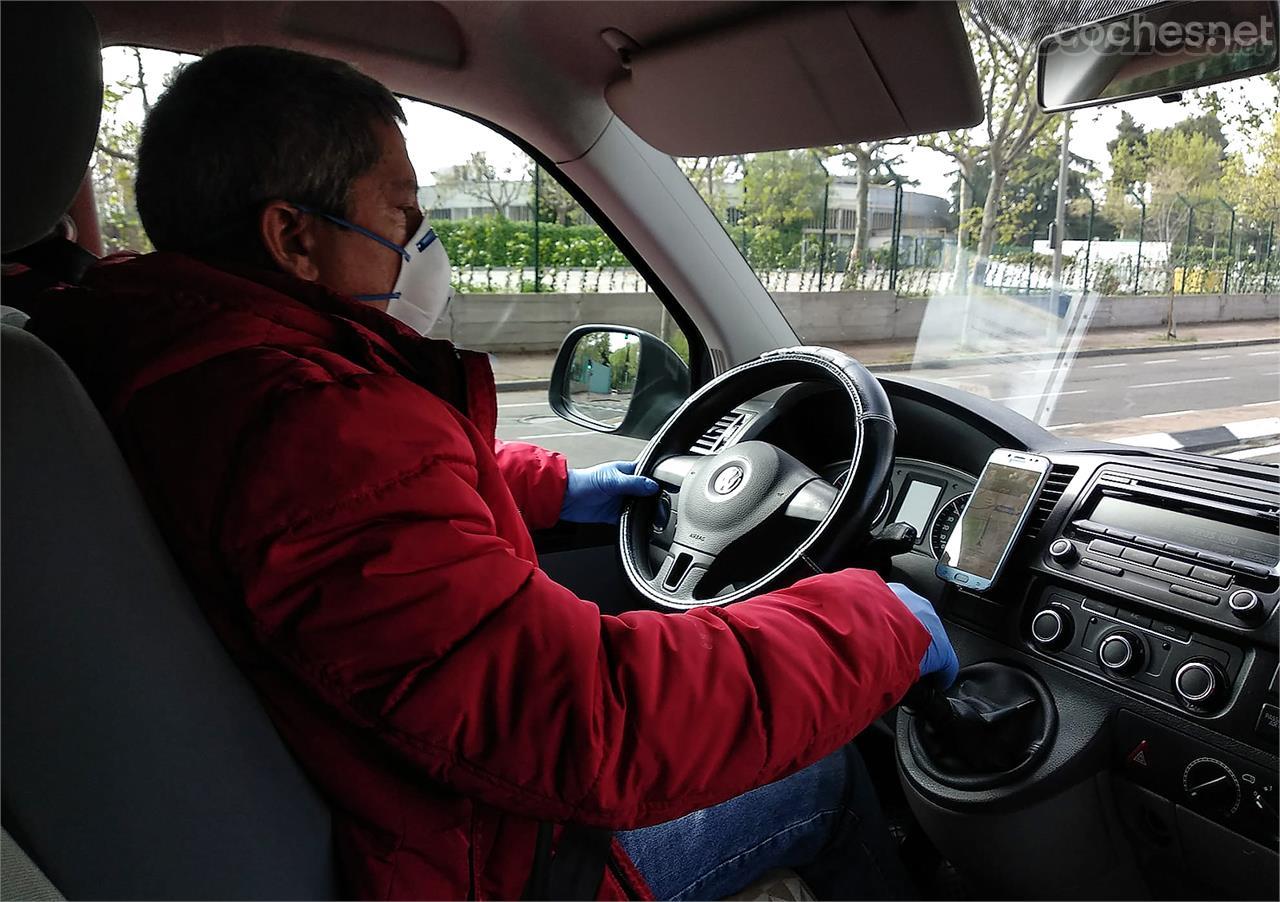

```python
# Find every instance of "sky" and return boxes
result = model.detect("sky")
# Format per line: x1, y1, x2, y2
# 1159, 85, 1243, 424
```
106, 46, 1275, 204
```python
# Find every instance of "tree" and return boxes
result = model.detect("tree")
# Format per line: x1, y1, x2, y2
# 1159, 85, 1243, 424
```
995, 134, 1103, 246
1222, 111, 1280, 224
434, 152, 525, 218
918, 2, 1056, 286
529, 163, 586, 226
823, 141, 906, 265
677, 156, 742, 220
94, 48, 178, 252
737, 151, 826, 271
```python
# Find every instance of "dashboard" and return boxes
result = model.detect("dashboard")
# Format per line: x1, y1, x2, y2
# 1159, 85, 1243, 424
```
712, 374, 1279, 899
823, 458, 975, 560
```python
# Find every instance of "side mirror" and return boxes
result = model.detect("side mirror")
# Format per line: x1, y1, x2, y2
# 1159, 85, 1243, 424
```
548, 325, 691, 440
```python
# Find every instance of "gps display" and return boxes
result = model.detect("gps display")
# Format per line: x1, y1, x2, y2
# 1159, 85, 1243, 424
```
938, 456, 1048, 588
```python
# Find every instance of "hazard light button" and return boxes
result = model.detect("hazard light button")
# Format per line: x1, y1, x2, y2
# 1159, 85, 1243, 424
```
1126, 739, 1151, 768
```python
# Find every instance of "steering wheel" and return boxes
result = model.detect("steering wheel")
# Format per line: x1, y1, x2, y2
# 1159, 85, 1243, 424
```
620, 346, 896, 609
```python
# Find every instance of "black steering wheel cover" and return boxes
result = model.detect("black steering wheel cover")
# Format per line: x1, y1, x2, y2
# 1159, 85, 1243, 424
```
621, 346, 896, 608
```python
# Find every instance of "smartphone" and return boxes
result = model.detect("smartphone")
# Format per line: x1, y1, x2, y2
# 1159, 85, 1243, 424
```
935, 449, 1052, 591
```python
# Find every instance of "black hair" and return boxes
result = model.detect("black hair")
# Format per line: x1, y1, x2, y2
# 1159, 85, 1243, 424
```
136, 45, 405, 263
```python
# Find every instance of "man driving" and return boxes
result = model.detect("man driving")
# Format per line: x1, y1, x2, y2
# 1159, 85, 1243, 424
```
28, 46, 957, 900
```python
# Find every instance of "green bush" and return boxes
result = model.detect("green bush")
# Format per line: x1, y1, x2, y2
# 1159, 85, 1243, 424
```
435, 219, 629, 270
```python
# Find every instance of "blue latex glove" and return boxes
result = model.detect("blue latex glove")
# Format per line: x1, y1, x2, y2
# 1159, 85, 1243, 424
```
561, 460, 660, 525
887, 582, 960, 688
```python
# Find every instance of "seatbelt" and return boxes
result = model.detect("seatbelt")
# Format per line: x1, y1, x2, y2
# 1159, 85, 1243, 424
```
523, 822, 614, 900
1, 828, 65, 901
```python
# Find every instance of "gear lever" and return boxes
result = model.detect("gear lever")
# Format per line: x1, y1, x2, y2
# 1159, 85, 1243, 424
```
904, 662, 1058, 788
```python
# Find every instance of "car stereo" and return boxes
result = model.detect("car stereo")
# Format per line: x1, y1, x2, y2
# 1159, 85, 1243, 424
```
1044, 464, 1280, 632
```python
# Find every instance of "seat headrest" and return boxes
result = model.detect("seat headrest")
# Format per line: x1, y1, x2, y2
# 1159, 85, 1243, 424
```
1, 2, 103, 254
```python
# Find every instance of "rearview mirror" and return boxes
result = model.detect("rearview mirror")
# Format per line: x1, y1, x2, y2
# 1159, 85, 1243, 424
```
548, 325, 691, 440
1038, 0, 1279, 112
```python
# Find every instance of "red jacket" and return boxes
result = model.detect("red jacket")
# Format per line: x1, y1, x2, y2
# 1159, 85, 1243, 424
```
27, 253, 930, 900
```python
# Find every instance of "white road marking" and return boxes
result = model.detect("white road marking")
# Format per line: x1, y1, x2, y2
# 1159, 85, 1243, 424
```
1091, 363, 1127, 369
518, 430, 593, 440
1020, 367, 1060, 375
1248, 350, 1280, 356
1243, 400, 1279, 407
1048, 422, 1084, 429
1222, 443, 1280, 460
1141, 409, 1196, 418
1131, 376, 1232, 389
993, 389, 1088, 401
498, 401, 553, 408
1199, 355, 1231, 360
939, 373, 993, 381
1141, 359, 1176, 365
1226, 417, 1280, 440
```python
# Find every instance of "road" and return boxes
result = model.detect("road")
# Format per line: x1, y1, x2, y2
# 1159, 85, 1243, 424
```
496, 339, 1280, 468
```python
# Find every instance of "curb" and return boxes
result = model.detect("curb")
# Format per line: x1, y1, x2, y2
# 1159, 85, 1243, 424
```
494, 336, 1278, 391
1113, 416, 1280, 453
496, 378, 550, 393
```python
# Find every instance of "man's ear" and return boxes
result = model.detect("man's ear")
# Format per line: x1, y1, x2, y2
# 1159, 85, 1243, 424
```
258, 201, 321, 281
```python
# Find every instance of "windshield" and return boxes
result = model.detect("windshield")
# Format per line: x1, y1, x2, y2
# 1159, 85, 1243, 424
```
678, 5, 1279, 464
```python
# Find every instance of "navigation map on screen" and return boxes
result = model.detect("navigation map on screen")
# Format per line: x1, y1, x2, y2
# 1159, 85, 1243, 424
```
941, 463, 1044, 581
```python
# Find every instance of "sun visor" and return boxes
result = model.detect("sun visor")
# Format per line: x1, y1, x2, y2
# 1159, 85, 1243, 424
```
604, 2, 982, 156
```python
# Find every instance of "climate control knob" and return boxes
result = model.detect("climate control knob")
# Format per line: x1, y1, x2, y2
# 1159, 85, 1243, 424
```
1183, 758, 1240, 816
1048, 538, 1077, 565
1098, 630, 1145, 677
1174, 659, 1228, 710
1030, 607, 1073, 651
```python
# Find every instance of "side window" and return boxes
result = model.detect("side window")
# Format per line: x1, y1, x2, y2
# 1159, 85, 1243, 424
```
399, 99, 689, 466
92, 48, 691, 468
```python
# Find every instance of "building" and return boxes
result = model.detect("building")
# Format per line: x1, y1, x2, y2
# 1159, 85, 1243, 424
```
418, 169, 953, 267
418, 173, 534, 223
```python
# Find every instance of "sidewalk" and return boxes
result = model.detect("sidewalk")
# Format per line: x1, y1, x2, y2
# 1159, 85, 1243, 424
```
489, 319, 1280, 388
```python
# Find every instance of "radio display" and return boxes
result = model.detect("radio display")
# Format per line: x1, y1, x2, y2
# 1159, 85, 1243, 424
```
1090, 495, 1279, 566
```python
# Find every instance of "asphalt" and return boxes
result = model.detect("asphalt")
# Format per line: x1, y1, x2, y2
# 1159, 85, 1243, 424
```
496, 338, 1280, 468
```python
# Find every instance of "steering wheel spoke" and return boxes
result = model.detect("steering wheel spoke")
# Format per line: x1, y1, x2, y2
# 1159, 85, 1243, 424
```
784, 478, 839, 522
648, 545, 717, 600
651, 454, 702, 488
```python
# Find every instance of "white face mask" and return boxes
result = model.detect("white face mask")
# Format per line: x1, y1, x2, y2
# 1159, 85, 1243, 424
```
295, 205, 455, 336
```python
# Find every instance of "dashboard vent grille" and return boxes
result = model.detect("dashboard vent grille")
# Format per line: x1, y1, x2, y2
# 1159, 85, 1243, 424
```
1024, 464, 1079, 539
693, 411, 750, 455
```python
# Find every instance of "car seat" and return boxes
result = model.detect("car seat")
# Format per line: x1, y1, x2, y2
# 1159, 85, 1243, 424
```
1, 4, 338, 898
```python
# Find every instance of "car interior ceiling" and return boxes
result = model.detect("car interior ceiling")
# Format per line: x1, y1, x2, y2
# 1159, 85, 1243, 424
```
3, 2, 1278, 901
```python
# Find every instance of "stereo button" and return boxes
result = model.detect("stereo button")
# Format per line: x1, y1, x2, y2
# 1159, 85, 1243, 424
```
1081, 559, 1123, 576
1169, 584, 1219, 605
1134, 535, 1166, 551
1151, 620, 1191, 641
1156, 556, 1193, 576
1194, 550, 1233, 568
1190, 566, 1230, 587
1121, 547, 1158, 567
1231, 560, 1273, 579
1089, 539, 1125, 557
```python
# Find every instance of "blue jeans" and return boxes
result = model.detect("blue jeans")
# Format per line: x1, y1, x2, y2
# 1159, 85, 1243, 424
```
616, 744, 911, 900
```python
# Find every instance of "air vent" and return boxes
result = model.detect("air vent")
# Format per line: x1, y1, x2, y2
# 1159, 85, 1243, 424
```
1023, 464, 1079, 539
693, 411, 750, 455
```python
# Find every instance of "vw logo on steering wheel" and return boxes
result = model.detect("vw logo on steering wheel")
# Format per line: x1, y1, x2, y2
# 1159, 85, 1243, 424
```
712, 464, 745, 496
